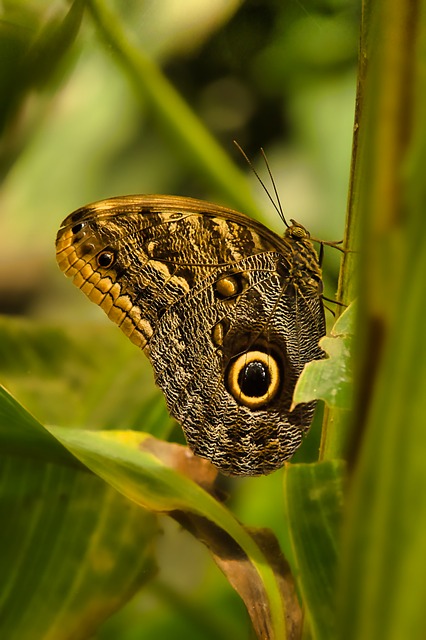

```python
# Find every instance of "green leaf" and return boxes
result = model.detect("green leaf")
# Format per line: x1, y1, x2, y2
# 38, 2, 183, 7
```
283, 460, 345, 640
0, 386, 158, 640
0, 316, 177, 639
1, 378, 296, 640
0, 384, 78, 466
293, 301, 356, 411
47, 424, 290, 640
0, 313, 296, 638
0, 315, 173, 436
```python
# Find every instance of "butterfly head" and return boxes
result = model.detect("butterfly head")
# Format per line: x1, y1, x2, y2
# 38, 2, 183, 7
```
285, 219, 310, 241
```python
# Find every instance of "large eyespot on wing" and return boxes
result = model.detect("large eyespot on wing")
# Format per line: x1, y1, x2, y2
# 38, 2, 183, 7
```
226, 348, 282, 409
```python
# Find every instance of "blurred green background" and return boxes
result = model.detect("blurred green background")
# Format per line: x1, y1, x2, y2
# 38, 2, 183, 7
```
0, 0, 359, 637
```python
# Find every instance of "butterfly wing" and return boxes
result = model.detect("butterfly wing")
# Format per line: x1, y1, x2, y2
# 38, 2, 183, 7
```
56, 195, 325, 476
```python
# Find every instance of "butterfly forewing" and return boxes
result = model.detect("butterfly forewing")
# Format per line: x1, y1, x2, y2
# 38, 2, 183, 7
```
56, 195, 325, 476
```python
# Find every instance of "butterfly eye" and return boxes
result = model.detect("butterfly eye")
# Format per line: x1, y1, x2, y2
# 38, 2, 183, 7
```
287, 220, 309, 240
72, 222, 85, 234
97, 251, 115, 268
226, 349, 282, 409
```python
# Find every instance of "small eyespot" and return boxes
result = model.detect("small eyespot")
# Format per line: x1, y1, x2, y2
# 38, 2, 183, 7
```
72, 222, 85, 234
211, 319, 230, 347
97, 251, 115, 268
215, 276, 238, 298
214, 271, 247, 300
226, 349, 282, 409
80, 242, 95, 256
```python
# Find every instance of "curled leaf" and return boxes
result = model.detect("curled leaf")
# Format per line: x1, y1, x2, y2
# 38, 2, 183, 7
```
293, 301, 356, 411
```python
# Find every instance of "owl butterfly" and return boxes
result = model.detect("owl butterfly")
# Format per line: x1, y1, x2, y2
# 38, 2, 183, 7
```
56, 194, 325, 476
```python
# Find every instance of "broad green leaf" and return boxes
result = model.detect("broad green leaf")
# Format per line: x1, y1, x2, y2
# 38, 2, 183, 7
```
0, 316, 173, 438
0, 317, 171, 639
47, 424, 290, 640
1, 382, 295, 640
0, 386, 158, 640
283, 460, 345, 640
0, 384, 77, 466
293, 301, 355, 410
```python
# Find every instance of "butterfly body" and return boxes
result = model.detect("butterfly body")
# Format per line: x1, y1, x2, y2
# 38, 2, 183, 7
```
56, 195, 325, 476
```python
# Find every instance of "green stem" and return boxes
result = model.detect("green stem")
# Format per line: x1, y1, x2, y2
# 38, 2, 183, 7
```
318, 21, 364, 462
337, 0, 426, 636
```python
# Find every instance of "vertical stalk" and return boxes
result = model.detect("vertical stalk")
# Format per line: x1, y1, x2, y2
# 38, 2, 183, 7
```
337, 0, 426, 638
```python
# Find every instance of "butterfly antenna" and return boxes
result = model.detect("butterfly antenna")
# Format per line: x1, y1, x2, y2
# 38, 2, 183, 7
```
233, 140, 290, 229
259, 147, 289, 228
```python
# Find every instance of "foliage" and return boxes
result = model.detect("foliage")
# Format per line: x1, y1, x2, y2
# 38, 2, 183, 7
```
2, 0, 425, 639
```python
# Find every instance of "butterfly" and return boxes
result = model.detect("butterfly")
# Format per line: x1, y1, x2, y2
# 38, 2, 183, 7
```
56, 194, 325, 476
